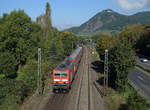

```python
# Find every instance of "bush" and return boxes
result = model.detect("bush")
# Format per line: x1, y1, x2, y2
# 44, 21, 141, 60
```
17, 60, 38, 92
127, 89, 150, 110
0, 52, 17, 78
0, 95, 19, 110
0, 78, 27, 110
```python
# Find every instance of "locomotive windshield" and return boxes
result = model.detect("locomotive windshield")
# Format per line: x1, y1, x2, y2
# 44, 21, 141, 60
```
54, 72, 68, 77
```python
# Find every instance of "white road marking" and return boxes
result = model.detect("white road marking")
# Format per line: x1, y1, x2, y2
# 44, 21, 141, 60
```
138, 76, 143, 80
144, 63, 150, 66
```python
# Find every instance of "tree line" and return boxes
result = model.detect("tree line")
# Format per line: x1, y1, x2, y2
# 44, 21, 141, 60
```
0, 2, 78, 110
95, 23, 150, 109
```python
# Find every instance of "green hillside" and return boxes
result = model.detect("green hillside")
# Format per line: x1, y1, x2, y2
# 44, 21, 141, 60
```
68, 9, 150, 36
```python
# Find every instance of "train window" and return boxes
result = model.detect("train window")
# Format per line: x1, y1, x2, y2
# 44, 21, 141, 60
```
54, 72, 68, 77
61, 73, 68, 77
54, 73, 60, 77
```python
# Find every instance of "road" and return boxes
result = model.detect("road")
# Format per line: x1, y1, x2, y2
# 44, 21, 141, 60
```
22, 46, 105, 110
137, 59, 150, 71
128, 68, 150, 100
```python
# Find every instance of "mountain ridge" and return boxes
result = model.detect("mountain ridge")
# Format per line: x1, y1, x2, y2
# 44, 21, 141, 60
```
67, 9, 150, 36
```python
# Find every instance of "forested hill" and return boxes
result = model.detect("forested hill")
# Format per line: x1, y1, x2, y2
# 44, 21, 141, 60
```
67, 9, 150, 35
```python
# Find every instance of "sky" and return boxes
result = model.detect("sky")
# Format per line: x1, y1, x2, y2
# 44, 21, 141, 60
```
0, 0, 150, 30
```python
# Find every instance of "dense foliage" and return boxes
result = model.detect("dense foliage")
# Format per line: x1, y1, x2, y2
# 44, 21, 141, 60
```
127, 88, 150, 110
96, 34, 136, 91
119, 24, 150, 56
96, 23, 150, 109
0, 2, 78, 109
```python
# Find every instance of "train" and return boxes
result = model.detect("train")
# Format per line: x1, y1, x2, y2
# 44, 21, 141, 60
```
52, 47, 83, 92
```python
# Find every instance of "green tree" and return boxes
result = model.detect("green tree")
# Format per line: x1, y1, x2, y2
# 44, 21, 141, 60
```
0, 10, 41, 66
17, 60, 37, 92
119, 24, 146, 51
96, 34, 115, 60
127, 90, 150, 110
109, 38, 136, 91
96, 34, 136, 91
61, 31, 78, 56
0, 52, 17, 78
48, 42, 58, 60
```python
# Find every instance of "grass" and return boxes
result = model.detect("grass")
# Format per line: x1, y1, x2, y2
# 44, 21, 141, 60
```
0, 74, 5, 78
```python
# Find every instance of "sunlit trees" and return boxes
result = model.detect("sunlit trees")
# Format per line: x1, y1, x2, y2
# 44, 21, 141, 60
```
96, 34, 115, 60
0, 10, 41, 66
61, 31, 78, 56
0, 10, 42, 109
109, 38, 136, 90
119, 24, 145, 46
96, 34, 136, 91
119, 24, 150, 57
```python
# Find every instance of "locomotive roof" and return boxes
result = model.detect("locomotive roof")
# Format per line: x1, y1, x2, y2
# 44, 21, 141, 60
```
55, 60, 74, 71
69, 47, 82, 59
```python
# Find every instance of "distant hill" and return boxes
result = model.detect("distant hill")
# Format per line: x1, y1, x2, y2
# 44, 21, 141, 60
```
67, 9, 150, 36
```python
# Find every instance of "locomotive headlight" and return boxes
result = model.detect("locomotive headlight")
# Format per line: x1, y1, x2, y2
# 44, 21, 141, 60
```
54, 79, 60, 81
62, 79, 68, 81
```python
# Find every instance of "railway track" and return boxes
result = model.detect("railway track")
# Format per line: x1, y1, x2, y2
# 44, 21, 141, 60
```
43, 47, 86, 110
88, 50, 91, 110
22, 46, 105, 110
76, 47, 91, 110
43, 46, 104, 110
76, 63, 84, 110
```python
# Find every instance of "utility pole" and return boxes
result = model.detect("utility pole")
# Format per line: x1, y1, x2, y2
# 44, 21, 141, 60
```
72, 41, 73, 50
38, 48, 42, 94
104, 49, 108, 96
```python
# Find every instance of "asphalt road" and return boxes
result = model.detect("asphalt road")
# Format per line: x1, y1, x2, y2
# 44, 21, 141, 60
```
137, 59, 150, 71
128, 68, 150, 100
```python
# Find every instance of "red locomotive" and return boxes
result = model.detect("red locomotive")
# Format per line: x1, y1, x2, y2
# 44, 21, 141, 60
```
52, 47, 83, 92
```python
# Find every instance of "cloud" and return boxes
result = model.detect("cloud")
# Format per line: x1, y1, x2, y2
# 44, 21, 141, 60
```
117, 0, 150, 10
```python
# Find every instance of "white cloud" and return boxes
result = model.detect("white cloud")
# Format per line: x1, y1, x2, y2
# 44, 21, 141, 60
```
117, 0, 150, 10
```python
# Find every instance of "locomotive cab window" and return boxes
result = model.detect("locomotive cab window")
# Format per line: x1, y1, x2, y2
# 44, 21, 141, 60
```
61, 73, 68, 77
54, 73, 60, 77
54, 72, 68, 77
